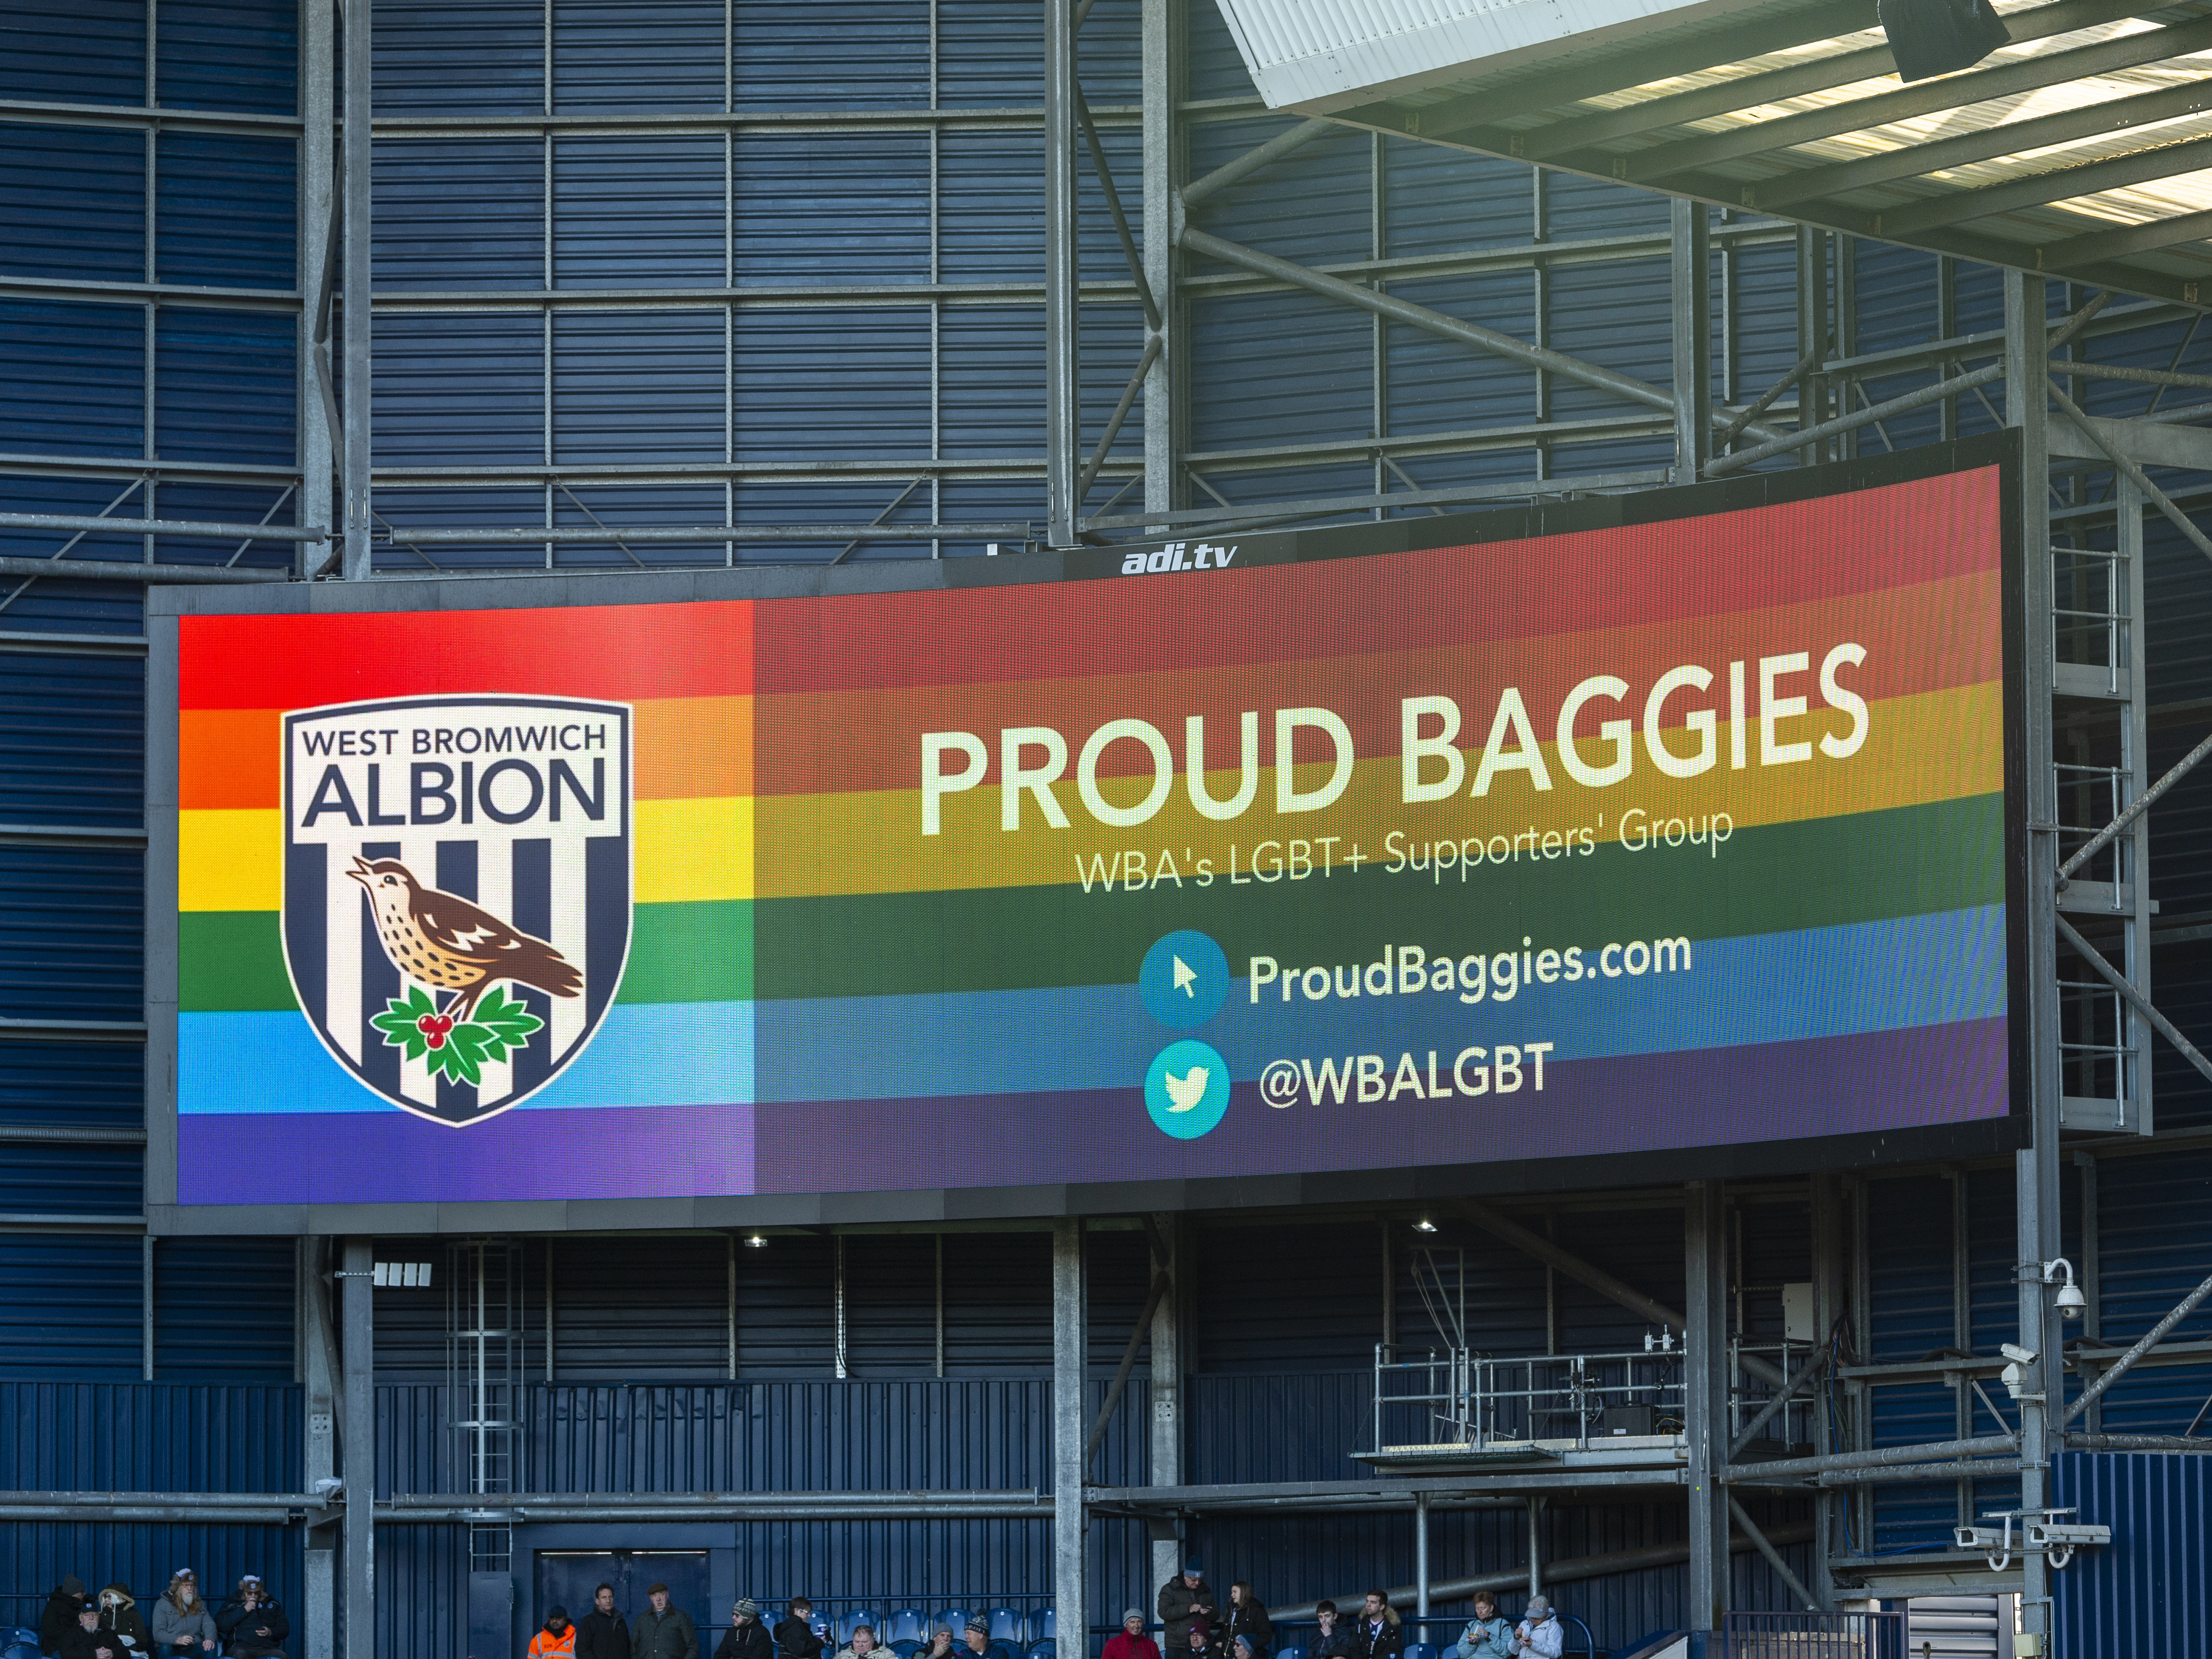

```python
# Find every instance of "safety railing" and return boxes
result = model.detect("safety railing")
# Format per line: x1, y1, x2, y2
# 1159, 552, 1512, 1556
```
1721, 1609, 1906, 1659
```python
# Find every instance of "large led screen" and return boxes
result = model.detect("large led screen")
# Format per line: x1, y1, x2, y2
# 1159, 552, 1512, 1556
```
167, 460, 2015, 1209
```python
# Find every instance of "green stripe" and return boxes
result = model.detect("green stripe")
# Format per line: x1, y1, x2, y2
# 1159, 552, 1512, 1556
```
750, 792, 2006, 999
180, 900, 753, 1012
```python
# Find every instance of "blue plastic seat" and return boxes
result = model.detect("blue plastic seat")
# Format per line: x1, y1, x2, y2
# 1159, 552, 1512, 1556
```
1026, 1613, 1056, 1646
1025, 1642, 1056, 1659
1404, 1641, 1438, 1659
839, 1615, 882, 1646
886, 1613, 927, 1648
1275, 1646, 1305, 1659
987, 1612, 1022, 1645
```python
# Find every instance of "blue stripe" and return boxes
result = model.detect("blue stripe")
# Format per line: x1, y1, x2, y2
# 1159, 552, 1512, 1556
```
182, 907, 2000, 1115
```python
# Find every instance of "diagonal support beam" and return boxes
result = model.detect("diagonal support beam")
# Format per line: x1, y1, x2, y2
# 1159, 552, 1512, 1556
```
2058, 724, 2212, 886
2048, 377, 2212, 572
1728, 1497, 1821, 1610
1076, 89, 1160, 334
1718, 332, 1828, 450
1179, 227, 1788, 447
1077, 333, 1163, 500
1085, 1268, 1172, 1467
2056, 915, 2212, 1091
2060, 1265, 2212, 1429
1728, 1342, 1831, 1461
1181, 118, 1338, 210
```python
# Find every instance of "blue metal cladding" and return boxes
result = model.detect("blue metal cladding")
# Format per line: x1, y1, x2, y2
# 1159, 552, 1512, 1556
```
374, 140, 546, 290
730, 135, 931, 284
155, 133, 297, 290
0, 1143, 141, 1216
735, 308, 930, 460
553, 0, 724, 110
554, 485, 733, 566
0, 125, 145, 283
0, 300, 144, 457
153, 309, 296, 465
0, 1044, 143, 1134
153, 1243, 296, 1382
0, 1382, 301, 1489
0, 2, 145, 105
935, 0, 1043, 107
0, 1521, 301, 1633
150, 483, 299, 570
0, 649, 144, 828
0, 1239, 142, 1379
1189, 290, 1371, 455
560, 138, 728, 286
1386, 274, 1540, 435
554, 309, 725, 462
2082, 1150, 2212, 1433
1382, 140, 1536, 256
375, 315, 546, 465
372, 0, 546, 116
155, 0, 297, 114
729, 0, 930, 108
0, 845, 141, 1021
1187, 117, 1371, 267
2050, 1451, 2212, 1659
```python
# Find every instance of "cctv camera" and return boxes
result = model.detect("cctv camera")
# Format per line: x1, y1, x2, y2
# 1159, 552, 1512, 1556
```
2001, 1342, 2038, 1365
2056, 1282, 2087, 1318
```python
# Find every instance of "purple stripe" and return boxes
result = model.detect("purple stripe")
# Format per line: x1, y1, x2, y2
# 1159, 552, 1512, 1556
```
176, 1019, 2005, 1205
178, 1103, 755, 1204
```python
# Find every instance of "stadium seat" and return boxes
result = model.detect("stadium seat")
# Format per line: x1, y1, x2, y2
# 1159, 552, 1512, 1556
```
886, 1613, 927, 1647
936, 1612, 971, 1643
1274, 1645, 1305, 1659
839, 1615, 882, 1646
988, 1612, 1022, 1644
1027, 1612, 1056, 1645
1404, 1641, 1438, 1659
1026, 1642, 1056, 1659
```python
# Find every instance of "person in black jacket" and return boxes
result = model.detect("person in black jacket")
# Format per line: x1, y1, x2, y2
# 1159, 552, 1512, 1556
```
1308, 1604, 1351, 1659
42, 1579, 90, 1655
59, 1603, 119, 1659
1224, 1587, 1269, 1659
713, 1602, 771, 1659
771, 1602, 822, 1659
216, 1578, 289, 1659
1347, 1597, 1399, 1659
579, 1587, 629, 1659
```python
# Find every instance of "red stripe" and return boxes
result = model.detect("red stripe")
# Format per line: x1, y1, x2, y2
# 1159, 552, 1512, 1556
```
755, 468, 2002, 692
179, 601, 754, 707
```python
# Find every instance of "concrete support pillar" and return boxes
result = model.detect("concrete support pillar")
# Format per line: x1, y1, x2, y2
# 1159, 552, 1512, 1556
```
1140, 0, 1181, 525
1053, 1220, 1088, 1659
1148, 1215, 1183, 1612
303, 1240, 339, 1659
1683, 1182, 1730, 1632
1043, 0, 1080, 546
342, 1238, 375, 1659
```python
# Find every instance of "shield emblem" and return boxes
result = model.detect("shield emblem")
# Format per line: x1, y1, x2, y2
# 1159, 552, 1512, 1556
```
281, 694, 634, 1126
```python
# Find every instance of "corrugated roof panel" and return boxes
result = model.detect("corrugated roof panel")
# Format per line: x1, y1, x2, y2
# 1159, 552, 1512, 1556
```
554, 0, 723, 111
0, 300, 144, 458
0, 1043, 142, 1133
729, 0, 930, 109
372, 0, 545, 116
373, 139, 546, 291
156, 0, 297, 115
154, 309, 294, 465
376, 314, 546, 465
553, 308, 725, 463
736, 307, 928, 460
0, 1239, 141, 1380
0, 648, 143, 829
0, 124, 144, 284
557, 136, 725, 287
155, 133, 296, 290
731, 134, 931, 284
0, 0, 145, 106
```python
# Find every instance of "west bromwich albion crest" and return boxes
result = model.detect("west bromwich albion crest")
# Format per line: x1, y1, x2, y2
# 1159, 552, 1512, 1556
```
281, 695, 633, 1126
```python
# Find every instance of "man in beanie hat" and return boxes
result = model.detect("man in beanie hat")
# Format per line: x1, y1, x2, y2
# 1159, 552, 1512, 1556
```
40, 1578, 90, 1655
960, 1620, 992, 1659
580, 1587, 629, 1659
631, 1586, 696, 1659
712, 1602, 770, 1659
1101, 1611, 1158, 1659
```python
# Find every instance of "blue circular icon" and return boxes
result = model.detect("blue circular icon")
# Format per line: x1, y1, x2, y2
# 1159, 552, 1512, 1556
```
1140, 929, 1229, 1028
1146, 1039, 1231, 1139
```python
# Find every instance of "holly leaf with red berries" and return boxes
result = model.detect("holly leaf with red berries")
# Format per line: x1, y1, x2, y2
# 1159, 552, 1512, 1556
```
370, 984, 545, 1089
370, 984, 443, 1062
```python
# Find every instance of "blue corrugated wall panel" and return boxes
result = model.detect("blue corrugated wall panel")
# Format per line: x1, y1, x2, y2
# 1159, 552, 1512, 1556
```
0, 125, 144, 282
0, 300, 144, 457
1, 1523, 300, 1634
156, 0, 296, 113
154, 1244, 296, 1382
0, 2, 145, 104
560, 137, 728, 286
730, 0, 930, 107
155, 134, 296, 289
2050, 1451, 2212, 1659
0, 649, 143, 827
0, 1241, 142, 1379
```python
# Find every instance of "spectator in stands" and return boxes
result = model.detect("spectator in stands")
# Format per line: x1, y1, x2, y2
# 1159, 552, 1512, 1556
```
580, 1586, 630, 1659
712, 1601, 770, 1659
1307, 1603, 1349, 1659
1181, 1624, 1217, 1659
833, 1625, 882, 1659
152, 1574, 215, 1657
1224, 1586, 1269, 1659
41, 1577, 89, 1654
772, 1602, 821, 1659
215, 1578, 288, 1659
1348, 1594, 1398, 1659
528, 1609, 576, 1659
97, 1587, 149, 1656
961, 1619, 992, 1659
1452, 1595, 1509, 1659
632, 1585, 697, 1659
1101, 1609, 1158, 1659
1157, 1566, 1216, 1651
59, 1601, 117, 1659
1507, 1602, 1558, 1659
1230, 1637, 1262, 1659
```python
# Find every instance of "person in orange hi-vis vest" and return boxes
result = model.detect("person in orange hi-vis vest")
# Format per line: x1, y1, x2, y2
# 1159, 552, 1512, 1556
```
531, 1608, 579, 1659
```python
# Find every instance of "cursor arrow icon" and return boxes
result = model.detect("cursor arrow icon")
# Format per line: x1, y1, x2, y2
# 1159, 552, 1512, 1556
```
1172, 955, 1198, 997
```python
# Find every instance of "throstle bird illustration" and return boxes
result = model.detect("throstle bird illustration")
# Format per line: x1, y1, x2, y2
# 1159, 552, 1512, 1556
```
346, 855, 583, 1022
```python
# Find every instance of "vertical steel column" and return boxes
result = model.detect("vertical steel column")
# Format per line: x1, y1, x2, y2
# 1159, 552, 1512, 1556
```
1795, 228, 1828, 467
1053, 1220, 1088, 1658
1683, 1182, 1730, 1632
298, 0, 335, 575
1043, 0, 1080, 546
2118, 472, 2153, 1131
1809, 1173, 1841, 1609
1414, 1493, 1429, 1627
1670, 199, 1710, 485
1949, 1169, 1973, 1529
1141, 0, 1180, 526
2002, 267, 2059, 1654
142, 1235, 154, 1379
340, 0, 373, 578
303, 1239, 338, 1659
1149, 1214, 1183, 1600
342, 1238, 376, 1659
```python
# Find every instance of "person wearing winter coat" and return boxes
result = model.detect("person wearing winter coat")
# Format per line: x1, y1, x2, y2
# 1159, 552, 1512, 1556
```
215, 1579, 288, 1659
1156, 1567, 1217, 1652
1507, 1601, 1559, 1659
1347, 1595, 1399, 1659
59, 1602, 120, 1659
41, 1578, 90, 1655
528, 1609, 577, 1659
1100, 1610, 1159, 1659
151, 1575, 216, 1657
631, 1588, 697, 1659
711, 1601, 771, 1659
1306, 1604, 1352, 1659
579, 1587, 630, 1659
98, 1586, 151, 1657
1224, 1587, 1270, 1659
1451, 1594, 1511, 1659
770, 1602, 821, 1659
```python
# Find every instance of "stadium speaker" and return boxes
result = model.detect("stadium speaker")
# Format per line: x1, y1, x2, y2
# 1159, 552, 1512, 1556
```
1877, 0, 2010, 81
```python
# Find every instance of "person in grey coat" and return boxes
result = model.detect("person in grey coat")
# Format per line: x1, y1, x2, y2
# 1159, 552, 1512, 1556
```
631, 1587, 697, 1659
150, 1574, 215, 1657
1452, 1595, 1511, 1659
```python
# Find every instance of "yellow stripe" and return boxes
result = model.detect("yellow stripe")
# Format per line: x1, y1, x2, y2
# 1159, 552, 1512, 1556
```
753, 681, 2002, 899
179, 797, 755, 911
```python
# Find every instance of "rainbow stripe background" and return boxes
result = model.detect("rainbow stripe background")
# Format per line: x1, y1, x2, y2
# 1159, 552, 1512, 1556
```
174, 466, 2011, 1205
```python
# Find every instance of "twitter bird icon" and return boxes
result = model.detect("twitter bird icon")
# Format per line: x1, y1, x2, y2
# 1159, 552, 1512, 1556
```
1147, 1040, 1230, 1139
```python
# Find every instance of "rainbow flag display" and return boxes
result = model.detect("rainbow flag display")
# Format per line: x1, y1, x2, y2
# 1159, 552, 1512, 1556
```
171, 463, 2012, 1205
